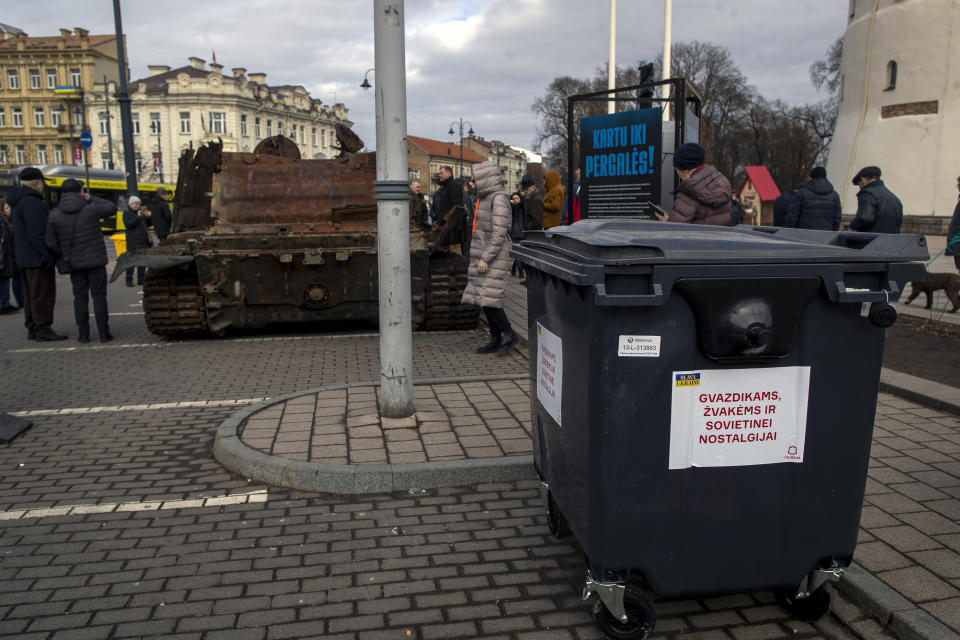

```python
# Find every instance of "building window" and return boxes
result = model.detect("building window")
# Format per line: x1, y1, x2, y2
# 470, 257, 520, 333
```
266, 119, 272, 136
0, 146, 6, 164
33, 107, 45, 127
135, 153, 143, 176
54, 144, 64, 164
180, 111, 190, 134
0, 109, 4, 127
278, 121, 284, 136
46, 68, 57, 88
51, 108, 62, 127
885, 60, 897, 91
15, 145, 26, 164
8, 70, 18, 89
132, 112, 140, 134
150, 112, 160, 134
311, 127, 317, 145
12, 108, 23, 127
255, 117, 261, 138
290, 124, 296, 140
240, 114, 247, 136
37, 144, 47, 164
300, 127, 304, 144
99, 112, 109, 135
208, 111, 226, 134
73, 109, 83, 126
100, 152, 111, 169
70, 68, 81, 87
29, 69, 41, 89
321, 129, 326, 147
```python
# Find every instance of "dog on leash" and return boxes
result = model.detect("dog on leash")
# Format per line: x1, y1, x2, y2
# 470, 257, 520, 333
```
904, 272, 960, 313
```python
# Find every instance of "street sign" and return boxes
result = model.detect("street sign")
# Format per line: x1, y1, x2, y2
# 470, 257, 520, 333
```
73, 146, 82, 163
79, 131, 93, 148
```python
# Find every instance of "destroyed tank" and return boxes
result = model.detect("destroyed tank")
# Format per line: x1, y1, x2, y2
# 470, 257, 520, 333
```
114, 130, 478, 337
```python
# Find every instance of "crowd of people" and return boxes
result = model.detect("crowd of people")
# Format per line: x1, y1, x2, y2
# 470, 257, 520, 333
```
0, 167, 171, 343
429, 142, 923, 354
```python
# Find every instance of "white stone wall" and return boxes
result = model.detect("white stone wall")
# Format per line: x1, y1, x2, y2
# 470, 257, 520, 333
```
826, 0, 960, 219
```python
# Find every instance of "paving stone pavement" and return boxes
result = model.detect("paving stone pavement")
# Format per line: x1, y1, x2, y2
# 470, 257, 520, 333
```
0, 265, 955, 639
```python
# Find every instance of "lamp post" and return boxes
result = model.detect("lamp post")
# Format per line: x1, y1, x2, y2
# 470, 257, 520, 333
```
447, 118, 474, 178
155, 119, 163, 183
103, 75, 115, 170
359, 68, 375, 91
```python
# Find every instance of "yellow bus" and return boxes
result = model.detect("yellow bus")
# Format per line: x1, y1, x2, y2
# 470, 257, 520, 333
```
1, 165, 174, 234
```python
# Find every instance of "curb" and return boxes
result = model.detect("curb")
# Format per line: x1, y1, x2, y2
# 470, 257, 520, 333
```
879, 368, 960, 416
836, 564, 960, 640
213, 377, 537, 495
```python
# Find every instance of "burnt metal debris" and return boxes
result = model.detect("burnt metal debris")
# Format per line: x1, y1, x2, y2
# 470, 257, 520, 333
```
113, 132, 478, 337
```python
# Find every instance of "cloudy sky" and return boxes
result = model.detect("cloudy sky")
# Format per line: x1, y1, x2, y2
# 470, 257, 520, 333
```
11, 1, 848, 152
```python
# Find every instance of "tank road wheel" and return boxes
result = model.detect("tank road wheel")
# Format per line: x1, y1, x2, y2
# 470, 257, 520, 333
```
776, 586, 831, 622
545, 490, 570, 539
142, 269, 209, 337
424, 253, 480, 330
592, 584, 656, 640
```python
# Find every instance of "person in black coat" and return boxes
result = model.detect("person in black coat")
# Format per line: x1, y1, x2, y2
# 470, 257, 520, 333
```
429, 166, 464, 227
785, 167, 842, 230
946, 175, 960, 272
772, 187, 798, 227
0, 197, 24, 313
850, 166, 903, 234
45, 178, 117, 343
149, 187, 174, 241
8, 167, 67, 341
122, 195, 151, 286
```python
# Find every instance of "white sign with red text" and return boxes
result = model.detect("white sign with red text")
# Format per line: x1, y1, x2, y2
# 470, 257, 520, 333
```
668, 366, 811, 469
537, 323, 563, 426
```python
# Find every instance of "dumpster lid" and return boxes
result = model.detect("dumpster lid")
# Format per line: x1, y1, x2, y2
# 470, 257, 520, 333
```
519, 220, 929, 265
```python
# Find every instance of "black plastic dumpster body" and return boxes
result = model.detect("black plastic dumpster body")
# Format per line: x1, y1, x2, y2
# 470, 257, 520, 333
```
512, 220, 927, 635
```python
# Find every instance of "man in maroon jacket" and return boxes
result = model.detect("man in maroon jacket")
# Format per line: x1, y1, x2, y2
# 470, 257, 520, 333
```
655, 143, 732, 226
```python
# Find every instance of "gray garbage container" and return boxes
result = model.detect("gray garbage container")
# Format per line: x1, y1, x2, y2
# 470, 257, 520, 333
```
511, 220, 927, 639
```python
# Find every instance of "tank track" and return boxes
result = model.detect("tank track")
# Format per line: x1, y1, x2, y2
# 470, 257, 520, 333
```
423, 253, 480, 330
142, 268, 209, 337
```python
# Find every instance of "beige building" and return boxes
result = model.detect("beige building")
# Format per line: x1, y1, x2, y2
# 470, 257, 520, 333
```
89, 57, 351, 183
462, 134, 527, 195
0, 25, 122, 170
826, 0, 960, 233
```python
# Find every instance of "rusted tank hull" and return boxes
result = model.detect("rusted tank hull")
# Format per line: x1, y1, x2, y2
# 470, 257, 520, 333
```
128, 136, 477, 337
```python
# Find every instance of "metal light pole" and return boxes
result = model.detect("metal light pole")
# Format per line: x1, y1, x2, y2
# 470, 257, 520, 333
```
103, 75, 114, 169
662, 0, 672, 122
373, 0, 414, 418
113, 0, 138, 195
77, 90, 91, 192
608, 0, 617, 114
447, 118, 474, 178
155, 120, 163, 182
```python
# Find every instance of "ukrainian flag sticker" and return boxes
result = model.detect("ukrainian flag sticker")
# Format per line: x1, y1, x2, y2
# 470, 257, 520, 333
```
675, 372, 701, 387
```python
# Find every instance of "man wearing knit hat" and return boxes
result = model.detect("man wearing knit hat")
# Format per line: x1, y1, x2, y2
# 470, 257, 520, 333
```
655, 142, 732, 225
850, 166, 903, 233
784, 166, 842, 230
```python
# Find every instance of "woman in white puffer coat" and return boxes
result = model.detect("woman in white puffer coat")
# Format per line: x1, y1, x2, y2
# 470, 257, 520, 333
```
461, 161, 518, 353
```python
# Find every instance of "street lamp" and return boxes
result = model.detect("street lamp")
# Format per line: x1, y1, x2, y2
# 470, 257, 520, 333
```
359, 68, 375, 91
447, 117, 474, 178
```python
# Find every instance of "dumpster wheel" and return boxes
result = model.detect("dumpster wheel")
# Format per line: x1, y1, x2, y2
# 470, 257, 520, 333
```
775, 585, 831, 622
591, 584, 656, 640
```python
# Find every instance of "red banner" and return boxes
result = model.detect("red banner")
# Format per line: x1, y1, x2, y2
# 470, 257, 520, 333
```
73, 146, 82, 163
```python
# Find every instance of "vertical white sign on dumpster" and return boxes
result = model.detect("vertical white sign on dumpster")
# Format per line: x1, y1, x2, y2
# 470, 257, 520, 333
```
537, 323, 563, 426
668, 366, 811, 469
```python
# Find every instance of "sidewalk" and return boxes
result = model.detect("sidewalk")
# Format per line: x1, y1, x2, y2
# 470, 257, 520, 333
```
214, 269, 960, 640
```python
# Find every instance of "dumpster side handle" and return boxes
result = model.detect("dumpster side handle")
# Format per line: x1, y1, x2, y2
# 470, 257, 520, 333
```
594, 283, 665, 307
834, 282, 899, 303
